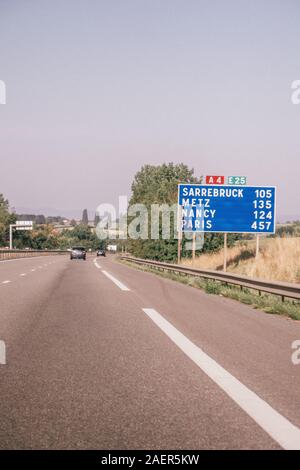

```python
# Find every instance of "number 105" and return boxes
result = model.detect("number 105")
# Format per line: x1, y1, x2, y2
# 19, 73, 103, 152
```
255, 189, 273, 198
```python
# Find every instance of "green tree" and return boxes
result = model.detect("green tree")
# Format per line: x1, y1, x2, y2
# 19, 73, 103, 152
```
0, 193, 17, 246
61, 223, 102, 250
127, 163, 201, 261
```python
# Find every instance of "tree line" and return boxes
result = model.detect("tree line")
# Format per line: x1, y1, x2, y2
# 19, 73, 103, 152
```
0, 194, 105, 250
1, 162, 243, 257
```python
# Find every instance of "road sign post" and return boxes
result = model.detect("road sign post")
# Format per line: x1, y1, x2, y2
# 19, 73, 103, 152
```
9, 221, 33, 249
192, 232, 196, 265
9, 224, 13, 250
177, 205, 182, 264
223, 233, 227, 272
177, 232, 181, 264
256, 234, 260, 259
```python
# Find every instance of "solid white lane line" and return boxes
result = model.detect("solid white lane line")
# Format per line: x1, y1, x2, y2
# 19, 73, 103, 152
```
2, 280, 11, 284
0, 256, 58, 264
102, 270, 130, 291
142, 308, 300, 450
93, 259, 101, 269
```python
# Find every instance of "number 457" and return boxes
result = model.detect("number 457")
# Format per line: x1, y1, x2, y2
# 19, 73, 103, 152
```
251, 221, 272, 231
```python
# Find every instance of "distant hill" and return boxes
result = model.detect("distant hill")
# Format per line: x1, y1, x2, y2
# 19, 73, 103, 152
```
15, 207, 96, 220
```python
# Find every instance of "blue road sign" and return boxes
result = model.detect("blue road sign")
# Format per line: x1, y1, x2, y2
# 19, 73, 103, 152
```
178, 184, 276, 233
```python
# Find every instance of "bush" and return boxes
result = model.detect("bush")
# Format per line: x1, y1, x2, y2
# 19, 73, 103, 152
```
204, 280, 222, 294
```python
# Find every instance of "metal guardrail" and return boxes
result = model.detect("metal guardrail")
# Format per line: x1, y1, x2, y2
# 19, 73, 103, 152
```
0, 249, 69, 261
121, 255, 300, 302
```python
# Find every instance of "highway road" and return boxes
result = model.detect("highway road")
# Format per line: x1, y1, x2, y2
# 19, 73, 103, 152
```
0, 254, 300, 449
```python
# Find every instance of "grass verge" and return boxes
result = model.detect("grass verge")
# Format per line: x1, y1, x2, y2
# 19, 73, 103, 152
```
182, 237, 300, 284
120, 259, 300, 321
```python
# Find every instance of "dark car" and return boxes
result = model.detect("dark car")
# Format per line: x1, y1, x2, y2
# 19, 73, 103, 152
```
70, 246, 86, 260
96, 249, 106, 257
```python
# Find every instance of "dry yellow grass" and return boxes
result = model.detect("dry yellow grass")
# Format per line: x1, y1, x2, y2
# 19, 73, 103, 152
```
182, 237, 300, 283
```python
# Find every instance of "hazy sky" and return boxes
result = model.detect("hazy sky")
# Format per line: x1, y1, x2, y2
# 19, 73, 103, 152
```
0, 0, 299, 219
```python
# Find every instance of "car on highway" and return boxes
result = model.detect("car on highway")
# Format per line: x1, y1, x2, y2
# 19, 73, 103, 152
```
70, 246, 86, 260
96, 249, 106, 257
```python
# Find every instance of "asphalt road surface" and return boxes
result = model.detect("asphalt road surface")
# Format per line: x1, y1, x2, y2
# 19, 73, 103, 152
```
0, 254, 300, 449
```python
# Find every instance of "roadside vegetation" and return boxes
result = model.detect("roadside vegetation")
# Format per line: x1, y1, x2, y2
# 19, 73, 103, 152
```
127, 163, 241, 261
0, 193, 105, 251
182, 236, 300, 284
126, 164, 300, 284
121, 259, 300, 321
